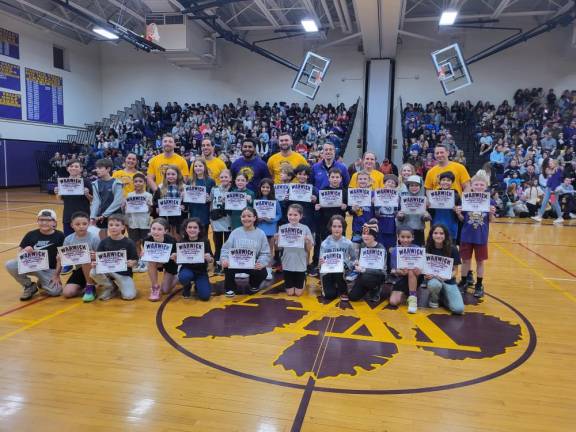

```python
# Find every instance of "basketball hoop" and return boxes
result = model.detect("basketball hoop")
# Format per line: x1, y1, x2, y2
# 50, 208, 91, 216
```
437, 68, 446, 81
313, 73, 323, 86
146, 23, 160, 43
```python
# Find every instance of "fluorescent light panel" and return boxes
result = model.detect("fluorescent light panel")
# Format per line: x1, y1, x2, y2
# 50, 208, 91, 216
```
439, 10, 458, 26
301, 19, 319, 32
93, 27, 119, 40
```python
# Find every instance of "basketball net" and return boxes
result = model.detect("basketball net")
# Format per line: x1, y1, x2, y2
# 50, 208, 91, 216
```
437, 68, 446, 81
146, 23, 160, 43
313, 73, 323, 87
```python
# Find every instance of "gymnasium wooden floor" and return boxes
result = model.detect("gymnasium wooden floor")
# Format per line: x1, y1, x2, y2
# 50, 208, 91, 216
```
1, 187, 575, 432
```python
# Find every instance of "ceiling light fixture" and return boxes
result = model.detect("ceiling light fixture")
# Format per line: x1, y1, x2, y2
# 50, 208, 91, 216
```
93, 27, 119, 40
301, 19, 319, 33
439, 10, 458, 26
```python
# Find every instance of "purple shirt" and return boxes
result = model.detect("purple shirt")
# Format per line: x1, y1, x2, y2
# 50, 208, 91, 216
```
460, 200, 495, 245
230, 157, 271, 192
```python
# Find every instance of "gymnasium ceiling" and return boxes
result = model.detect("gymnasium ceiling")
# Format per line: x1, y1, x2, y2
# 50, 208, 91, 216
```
0, 0, 573, 57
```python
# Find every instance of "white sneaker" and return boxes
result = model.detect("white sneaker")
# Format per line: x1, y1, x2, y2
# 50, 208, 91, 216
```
569, 213, 576, 219
553, 217, 565, 224
407, 295, 418, 314
266, 267, 273, 280
530, 215, 542, 222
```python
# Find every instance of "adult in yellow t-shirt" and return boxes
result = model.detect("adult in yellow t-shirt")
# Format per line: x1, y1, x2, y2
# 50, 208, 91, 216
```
201, 138, 227, 185
424, 144, 470, 194
146, 134, 190, 191
267, 133, 308, 184
112, 153, 142, 196
348, 152, 384, 190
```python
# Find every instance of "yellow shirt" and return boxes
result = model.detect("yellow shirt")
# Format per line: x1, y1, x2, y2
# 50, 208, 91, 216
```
348, 169, 384, 190
205, 156, 228, 185
147, 153, 190, 185
424, 161, 470, 195
112, 169, 142, 197
267, 152, 308, 184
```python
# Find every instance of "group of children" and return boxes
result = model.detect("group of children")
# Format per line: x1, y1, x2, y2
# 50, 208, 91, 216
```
5, 156, 496, 315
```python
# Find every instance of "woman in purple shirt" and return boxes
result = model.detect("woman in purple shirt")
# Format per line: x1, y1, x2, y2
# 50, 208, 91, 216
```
531, 158, 564, 224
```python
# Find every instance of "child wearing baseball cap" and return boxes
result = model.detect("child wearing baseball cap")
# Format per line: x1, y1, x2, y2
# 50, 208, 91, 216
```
4, 209, 65, 301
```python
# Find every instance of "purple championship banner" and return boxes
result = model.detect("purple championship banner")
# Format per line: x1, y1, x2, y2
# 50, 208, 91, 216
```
0, 27, 19, 59
0, 61, 20, 91
0, 90, 22, 120
25, 68, 64, 125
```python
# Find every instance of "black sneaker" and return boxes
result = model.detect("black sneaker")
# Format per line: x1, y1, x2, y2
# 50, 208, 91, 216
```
474, 284, 484, 298
182, 284, 192, 299
457, 280, 468, 294
20, 283, 38, 301
368, 291, 381, 303
466, 271, 475, 287
308, 267, 319, 277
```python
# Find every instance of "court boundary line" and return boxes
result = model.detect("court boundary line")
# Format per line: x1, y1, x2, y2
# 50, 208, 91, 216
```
0, 296, 49, 317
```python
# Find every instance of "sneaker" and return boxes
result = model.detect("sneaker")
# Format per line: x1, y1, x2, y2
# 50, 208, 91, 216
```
20, 283, 38, 301
182, 284, 192, 299
225, 290, 236, 297
407, 295, 418, 313
428, 293, 439, 308
474, 284, 485, 298
457, 280, 468, 294
553, 217, 565, 224
368, 292, 381, 303
340, 294, 349, 301
148, 284, 161, 302
133, 260, 147, 273
266, 267, 273, 280
308, 267, 319, 277
466, 271, 475, 287
61, 265, 73, 275
531, 215, 542, 222
98, 286, 117, 301
82, 285, 96, 303
345, 271, 359, 282
214, 265, 224, 276
569, 213, 576, 219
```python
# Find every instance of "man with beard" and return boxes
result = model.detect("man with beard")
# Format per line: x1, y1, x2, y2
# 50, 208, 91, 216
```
267, 133, 308, 184
231, 138, 271, 192
146, 133, 190, 192
424, 143, 470, 194
201, 138, 227, 185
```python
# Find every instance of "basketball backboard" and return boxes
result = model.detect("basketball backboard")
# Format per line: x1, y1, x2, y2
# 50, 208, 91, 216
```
431, 43, 472, 95
292, 51, 331, 99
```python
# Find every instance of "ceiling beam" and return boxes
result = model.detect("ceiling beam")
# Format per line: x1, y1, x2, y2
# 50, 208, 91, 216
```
267, 0, 291, 26
319, 0, 335, 29
253, 0, 280, 28
105, 0, 146, 23
332, 0, 348, 32
339, 0, 354, 33
405, 10, 559, 22
491, 0, 513, 19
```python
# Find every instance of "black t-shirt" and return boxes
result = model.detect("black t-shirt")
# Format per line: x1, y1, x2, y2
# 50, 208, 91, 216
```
19, 229, 65, 269
62, 178, 92, 223
97, 236, 138, 276
178, 237, 213, 274
144, 234, 177, 253
426, 245, 461, 284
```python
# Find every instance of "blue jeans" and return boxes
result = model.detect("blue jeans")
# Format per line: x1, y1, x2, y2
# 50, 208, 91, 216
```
178, 268, 211, 301
538, 187, 562, 218
427, 278, 464, 315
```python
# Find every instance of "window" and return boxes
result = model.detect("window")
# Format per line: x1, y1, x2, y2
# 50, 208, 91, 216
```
53, 46, 66, 70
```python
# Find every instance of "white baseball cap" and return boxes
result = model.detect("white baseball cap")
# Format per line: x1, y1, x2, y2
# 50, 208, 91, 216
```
406, 175, 422, 185
37, 209, 57, 221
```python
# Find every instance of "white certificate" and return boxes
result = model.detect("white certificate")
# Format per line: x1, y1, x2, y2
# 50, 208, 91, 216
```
18, 250, 49, 274
319, 189, 343, 208
228, 248, 256, 269
183, 185, 207, 204
254, 200, 277, 219
57, 177, 84, 196
425, 254, 454, 280
396, 247, 426, 270
400, 196, 427, 214
374, 189, 399, 207
125, 195, 149, 214
274, 184, 290, 201
348, 188, 372, 207
320, 251, 344, 274
142, 241, 173, 263
278, 225, 305, 248
359, 248, 386, 270
95, 250, 127, 274
462, 192, 490, 212
427, 190, 455, 209
176, 242, 205, 264
158, 198, 182, 217
289, 184, 313, 202
58, 244, 91, 266
225, 192, 247, 211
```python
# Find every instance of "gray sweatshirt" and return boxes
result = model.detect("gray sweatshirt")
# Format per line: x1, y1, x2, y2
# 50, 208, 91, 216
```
319, 235, 357, 271
396, 188, 429, 231
220, 226, 270, 266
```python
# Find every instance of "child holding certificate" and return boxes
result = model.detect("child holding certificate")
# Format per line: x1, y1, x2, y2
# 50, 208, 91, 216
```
185, 158, 215, 226
424, 224, 464, 314
55, 159, 92, 237
144, 218, 178, 302
90, 214, 138, 301
55, 212, 100, 302
220, 208, 270, 297
229, 172, 255, 230
429, 171, 460, 241
210, 170, 232, 274
348, 171, 375, 281
396, 175, 430, 246
124, 173, 152, 273
5, 209, 64, 301
375, 174, 399, 253
286, 164, 318, 234
178, 218, 214, 300
348, 220, 386, 303
255, 178, 282, 280
152, 165, 185, 238
319, 215, 357, 301
455, 170, 496, 298
389, 227, 422, 314
275, 204, 314, 296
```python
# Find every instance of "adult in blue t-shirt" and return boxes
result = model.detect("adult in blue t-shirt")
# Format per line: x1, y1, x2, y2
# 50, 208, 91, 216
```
311, 142, 350, 190
230, 138, 271, 192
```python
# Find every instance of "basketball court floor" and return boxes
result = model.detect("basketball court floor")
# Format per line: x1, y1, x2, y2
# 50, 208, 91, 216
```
0, 188, 575, 431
